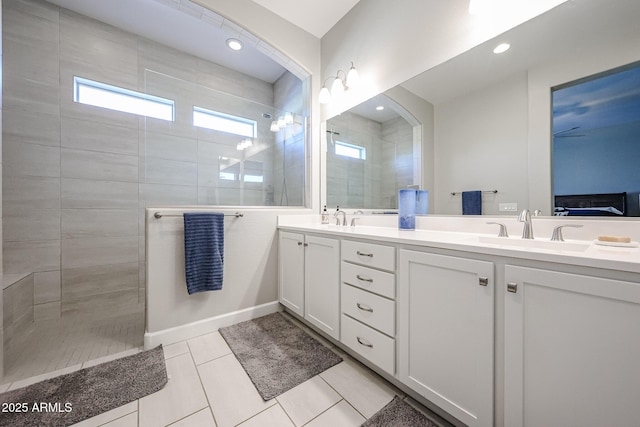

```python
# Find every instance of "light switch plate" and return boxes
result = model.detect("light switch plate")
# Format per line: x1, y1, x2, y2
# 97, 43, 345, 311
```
499, 202, 518, 212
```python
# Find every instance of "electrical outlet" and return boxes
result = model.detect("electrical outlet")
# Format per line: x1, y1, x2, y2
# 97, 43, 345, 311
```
499, 202, 518, 212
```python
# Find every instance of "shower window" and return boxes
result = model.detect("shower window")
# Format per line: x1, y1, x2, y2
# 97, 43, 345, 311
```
73, 76, 174, 121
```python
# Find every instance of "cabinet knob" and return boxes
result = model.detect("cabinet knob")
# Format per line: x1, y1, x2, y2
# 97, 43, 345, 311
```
356, 274, 373, 283
507, 282, 518, 293
303, 243, 309, 247
297, 241, 303, 246
479, 277, 489, 286
356, 303, 374, 312
356, 337, 373, 348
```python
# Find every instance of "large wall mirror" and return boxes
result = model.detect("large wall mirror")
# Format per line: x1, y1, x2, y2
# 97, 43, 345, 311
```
323, 0, 640, 217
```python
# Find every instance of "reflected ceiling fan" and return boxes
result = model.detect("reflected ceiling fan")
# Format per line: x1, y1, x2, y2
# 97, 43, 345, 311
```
553, 126, 586, 138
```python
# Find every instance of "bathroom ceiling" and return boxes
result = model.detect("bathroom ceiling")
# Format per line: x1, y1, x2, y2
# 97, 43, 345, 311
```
44, 0, 291, 83
250, 0, 361, 38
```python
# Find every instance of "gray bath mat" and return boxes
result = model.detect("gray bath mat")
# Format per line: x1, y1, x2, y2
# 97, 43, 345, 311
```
363, 396, 439, 427
219, 312, 342, 400
0, 346, 167, 427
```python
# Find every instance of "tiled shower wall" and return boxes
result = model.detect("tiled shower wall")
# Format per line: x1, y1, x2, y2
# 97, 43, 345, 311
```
2, 0, 301, 319
326, 111, 413, 209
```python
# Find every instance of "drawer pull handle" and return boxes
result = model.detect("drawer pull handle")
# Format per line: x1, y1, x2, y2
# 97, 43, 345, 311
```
356, 303, 373, 312
357, 337, 373, 348
479, 277, 489, 286
356, 251, 373, 258
356, 274, 373, 283
507, 282, 518, 293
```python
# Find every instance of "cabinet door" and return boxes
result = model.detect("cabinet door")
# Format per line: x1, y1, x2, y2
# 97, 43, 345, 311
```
278, 231, 304, 316
305, 235, 340, 339
504, 266, 640, 427
398, 250, 494, 427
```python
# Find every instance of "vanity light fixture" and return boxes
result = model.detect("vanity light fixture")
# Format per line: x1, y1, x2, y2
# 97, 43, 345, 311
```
319, 62, 359, 104
226, 38, 243, 51
493, 42, 511, 54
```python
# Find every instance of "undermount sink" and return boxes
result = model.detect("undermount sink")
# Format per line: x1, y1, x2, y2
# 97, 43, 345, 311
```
472, 235, 591, 252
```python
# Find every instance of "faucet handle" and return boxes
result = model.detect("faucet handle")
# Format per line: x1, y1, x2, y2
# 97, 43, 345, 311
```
550, 224, 583, 241
486, 222, 509, 237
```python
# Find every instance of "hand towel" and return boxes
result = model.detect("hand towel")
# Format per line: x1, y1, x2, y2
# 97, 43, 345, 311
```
462, 191, 482, 215
184, 212, 224, 295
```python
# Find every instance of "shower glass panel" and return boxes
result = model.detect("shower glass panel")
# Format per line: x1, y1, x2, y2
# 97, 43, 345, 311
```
142, 69, 307, 207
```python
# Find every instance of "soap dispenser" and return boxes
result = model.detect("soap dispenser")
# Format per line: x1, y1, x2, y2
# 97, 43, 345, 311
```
321, 205, 329, 224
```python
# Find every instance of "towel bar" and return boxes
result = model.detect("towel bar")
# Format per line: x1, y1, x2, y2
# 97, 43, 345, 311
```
451, 190, 498, 196
154, 212, 243, 219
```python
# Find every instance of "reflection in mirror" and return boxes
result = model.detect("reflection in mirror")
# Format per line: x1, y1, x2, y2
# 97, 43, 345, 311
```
552, 61, 640, 217
328, 0, 640, 217
326, 93, 420, 209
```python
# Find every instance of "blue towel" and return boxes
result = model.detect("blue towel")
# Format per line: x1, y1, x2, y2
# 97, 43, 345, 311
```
462, 191, 482, 215
184, 212, 225, 295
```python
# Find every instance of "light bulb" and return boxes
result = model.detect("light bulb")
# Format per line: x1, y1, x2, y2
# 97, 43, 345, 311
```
270, 121, 279, 132
319, 86, 331, 104
331, 77, 345, 98
493, 43, 510, 54
346, 64, 359, 88
226, 38, 243, 51
277, 116, 286, 128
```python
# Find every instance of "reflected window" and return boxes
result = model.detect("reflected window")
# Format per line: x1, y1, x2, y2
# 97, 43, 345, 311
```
335, 140, 366, 160
74, 76, 174, 121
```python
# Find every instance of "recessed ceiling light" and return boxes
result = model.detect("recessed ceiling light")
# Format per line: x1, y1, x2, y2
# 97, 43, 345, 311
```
376, 106, 384, 111
226, 38, 243, 51
493, 43, 511, 54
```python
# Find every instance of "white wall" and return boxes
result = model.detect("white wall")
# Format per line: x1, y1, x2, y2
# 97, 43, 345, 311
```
434, 72, 529, 214
145, 207, 308, 346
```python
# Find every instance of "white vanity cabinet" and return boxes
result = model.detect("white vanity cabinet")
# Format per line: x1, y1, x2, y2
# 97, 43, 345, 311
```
278, 231, 340, 339
340, 239, 397, 375
278, 231, 305, 316
398, 250, 495, 427
503, 265, 640, 427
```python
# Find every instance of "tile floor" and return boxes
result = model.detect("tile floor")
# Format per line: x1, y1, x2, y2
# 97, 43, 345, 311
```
1, 313, 452, 427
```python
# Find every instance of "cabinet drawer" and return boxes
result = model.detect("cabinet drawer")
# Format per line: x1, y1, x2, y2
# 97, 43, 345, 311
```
341, 314, 395, 375
341, 261, 395, 299
342, 240, 395, 271
342, 284, 395, 337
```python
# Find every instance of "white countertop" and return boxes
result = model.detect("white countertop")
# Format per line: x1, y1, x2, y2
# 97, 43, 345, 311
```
278, 222, 640, 274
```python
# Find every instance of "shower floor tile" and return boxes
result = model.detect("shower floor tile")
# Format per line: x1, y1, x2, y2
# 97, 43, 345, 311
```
2, 310, 144, 384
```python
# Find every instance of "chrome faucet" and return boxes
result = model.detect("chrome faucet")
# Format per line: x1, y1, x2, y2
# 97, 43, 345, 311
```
334, 209, 347, 226
518, 209, 534, 239
550, 224, 583, 241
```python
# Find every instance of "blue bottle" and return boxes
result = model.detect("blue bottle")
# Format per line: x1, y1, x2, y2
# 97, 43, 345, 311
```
398, 189, 416, 230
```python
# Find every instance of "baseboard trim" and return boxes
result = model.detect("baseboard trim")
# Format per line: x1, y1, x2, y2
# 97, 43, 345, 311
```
144, 301, 282, 349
